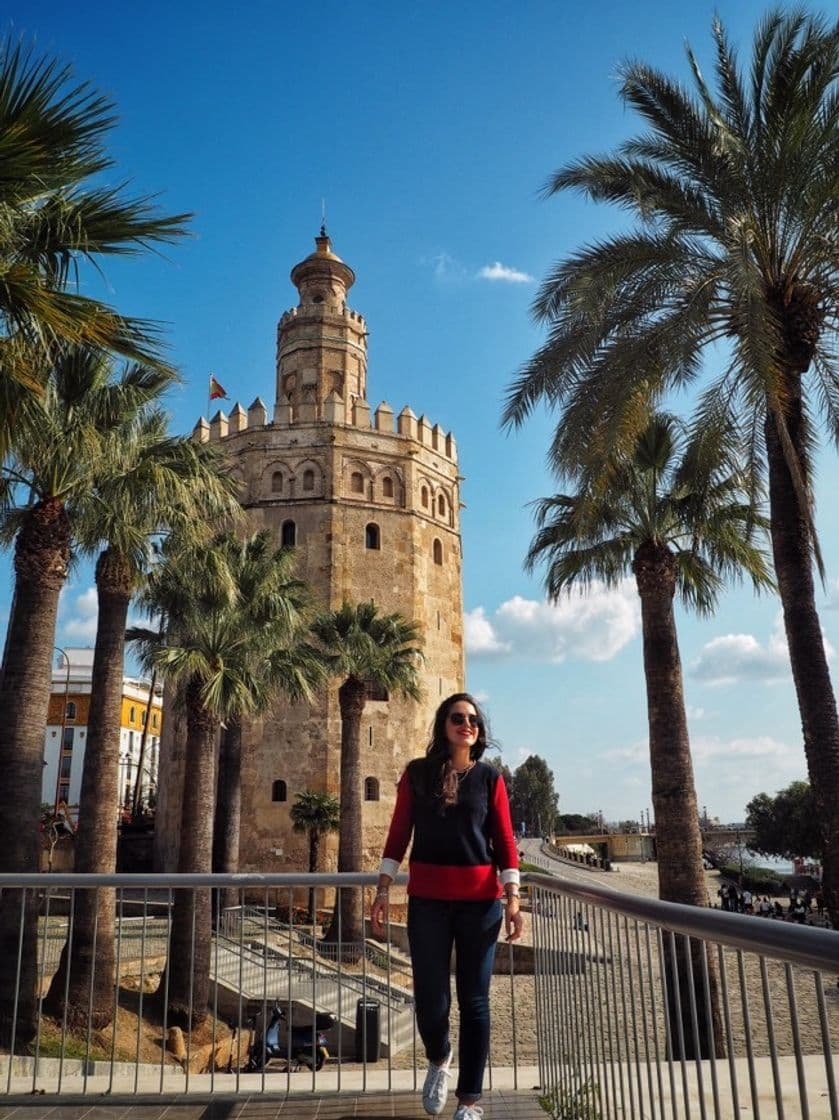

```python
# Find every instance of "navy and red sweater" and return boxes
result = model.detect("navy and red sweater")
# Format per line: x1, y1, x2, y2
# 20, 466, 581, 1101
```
379, 759, 519, 900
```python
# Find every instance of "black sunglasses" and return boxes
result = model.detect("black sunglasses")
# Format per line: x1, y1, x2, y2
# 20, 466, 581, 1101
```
449, 712, 479, 728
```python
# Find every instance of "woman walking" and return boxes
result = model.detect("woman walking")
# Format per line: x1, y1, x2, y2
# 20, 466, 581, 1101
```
371, 693, 522, 1120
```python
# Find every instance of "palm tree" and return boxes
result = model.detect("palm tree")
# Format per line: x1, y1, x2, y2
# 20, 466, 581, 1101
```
290, 791, 341, 923
0, 37, 188, 423
0, 347, 175, 1047
526, 412, 771, 1056
311, 601, 423, 948
503, 11, 839, 922
42, 401, 239, 1030
131, 531, 318, 1028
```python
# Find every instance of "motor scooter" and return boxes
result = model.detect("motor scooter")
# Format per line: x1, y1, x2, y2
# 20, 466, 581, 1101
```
244, 1002, 335, 1072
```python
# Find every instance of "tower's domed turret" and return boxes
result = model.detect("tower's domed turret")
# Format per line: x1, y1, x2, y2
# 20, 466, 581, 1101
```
276, 229, 368, 419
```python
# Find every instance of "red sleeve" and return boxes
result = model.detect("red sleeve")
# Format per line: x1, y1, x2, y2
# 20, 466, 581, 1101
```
382, 770, 414, 863
490, 775, 519, 870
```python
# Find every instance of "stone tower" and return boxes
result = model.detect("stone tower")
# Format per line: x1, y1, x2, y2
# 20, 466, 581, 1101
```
155, 232, 464, 873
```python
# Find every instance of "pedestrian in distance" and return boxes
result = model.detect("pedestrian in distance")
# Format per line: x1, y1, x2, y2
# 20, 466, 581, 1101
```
371, 693, 523, 1120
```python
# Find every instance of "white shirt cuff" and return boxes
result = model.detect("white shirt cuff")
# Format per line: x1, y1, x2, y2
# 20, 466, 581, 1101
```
378, 857, 400, 879
500, 869, 520, 886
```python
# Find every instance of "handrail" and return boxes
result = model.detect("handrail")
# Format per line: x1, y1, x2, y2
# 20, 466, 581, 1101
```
4, 869, 835, 972
526, 870, 838, 973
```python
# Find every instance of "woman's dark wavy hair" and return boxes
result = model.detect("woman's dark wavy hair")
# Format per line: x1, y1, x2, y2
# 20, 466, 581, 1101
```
409, 693, 492, 811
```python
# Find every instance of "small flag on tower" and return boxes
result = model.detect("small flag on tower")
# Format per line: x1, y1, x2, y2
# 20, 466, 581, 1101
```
209, 374, 228, 401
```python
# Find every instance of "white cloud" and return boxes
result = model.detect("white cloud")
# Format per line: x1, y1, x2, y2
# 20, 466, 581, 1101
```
690, 614, 834, 686
59, 587, 99, 643
466, 580, 640, 664
421, 252, 468, 284
686, 706, 705, 721
477, 261, 533, 283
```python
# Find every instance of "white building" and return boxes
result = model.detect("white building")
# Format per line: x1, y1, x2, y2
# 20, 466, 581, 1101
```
43, 648, 164, 820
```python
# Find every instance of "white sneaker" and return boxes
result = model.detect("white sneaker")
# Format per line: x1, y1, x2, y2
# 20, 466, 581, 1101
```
453, 1106, 483, 1120
421, 1052, 452, 1115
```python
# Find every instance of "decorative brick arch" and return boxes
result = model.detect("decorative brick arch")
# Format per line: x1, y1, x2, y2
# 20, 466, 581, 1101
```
261, 461, 291, 499
343, 457, 373, 499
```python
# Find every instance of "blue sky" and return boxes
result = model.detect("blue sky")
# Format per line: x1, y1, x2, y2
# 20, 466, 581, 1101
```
10, 0, 839, 824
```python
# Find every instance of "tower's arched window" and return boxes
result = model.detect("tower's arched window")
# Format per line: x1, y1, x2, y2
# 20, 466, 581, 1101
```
421, 486, 429, 508
65, 701, 77, 720
271, 471, 283, 494
382, 477, 394, 498
438, 494, 446, 517
303, 469, 315, 491
364, 777, 380, 802
351, 471, 364, 494
433, 538, 443, 565
365, 523, 380, 550
272, 779, 287, 803
281, 520, 296, 548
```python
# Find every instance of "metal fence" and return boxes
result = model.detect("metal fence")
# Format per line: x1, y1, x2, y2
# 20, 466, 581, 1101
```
529, 871, 839, 1120
0, 870, 835, 1118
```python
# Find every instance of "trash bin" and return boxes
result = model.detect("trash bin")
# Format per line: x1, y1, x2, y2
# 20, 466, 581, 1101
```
355, 998, 381, 1062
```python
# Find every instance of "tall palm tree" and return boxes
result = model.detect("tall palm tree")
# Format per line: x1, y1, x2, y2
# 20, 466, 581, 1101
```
0, 347, 174, 1046
503, 11, 839, 922
0, 37, 188, 424
311, 601, 423, 947
290, 791, 341, 923
131, 531, 318, 1028
527, 412, 771, 1056
42, 402, 239, 1030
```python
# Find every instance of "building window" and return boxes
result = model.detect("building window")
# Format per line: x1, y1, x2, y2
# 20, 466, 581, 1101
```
62, 727, 74, 751
129, 706, 136, 723
382, 477, 394, 498
421, 486, 429, 508
65, 701, 76, 720
59, 756, 72, 780
433, 538, 443, 565
365, 523, 380, 550
365, 680, 389, 702
271, 471, 283, 493
152, 713, 159, 729
281, 520, 296, 547
351, 471, 364, 494
272, 779, 287, 803
303, 468, 315, 491
364, 777, 380, 802
438, 494, 446, 517
140, 709, 146, 727
58, 782, 70, 803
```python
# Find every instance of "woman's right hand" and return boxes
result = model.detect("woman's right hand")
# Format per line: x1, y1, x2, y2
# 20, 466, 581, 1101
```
371, 892, 389, 938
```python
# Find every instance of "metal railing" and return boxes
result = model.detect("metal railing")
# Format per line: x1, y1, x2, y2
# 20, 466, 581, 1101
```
529, 871, 838, 1120
0, 869, 835, 1117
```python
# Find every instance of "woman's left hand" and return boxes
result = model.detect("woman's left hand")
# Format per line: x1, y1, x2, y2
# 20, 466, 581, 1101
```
504, 897, 524, 942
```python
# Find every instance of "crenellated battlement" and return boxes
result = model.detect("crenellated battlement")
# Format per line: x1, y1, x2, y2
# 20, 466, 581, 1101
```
192, 396, 458, 462
278, 304, 366, 329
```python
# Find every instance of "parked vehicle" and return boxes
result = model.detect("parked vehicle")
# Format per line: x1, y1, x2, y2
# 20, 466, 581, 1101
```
243, 1002, 335, 1072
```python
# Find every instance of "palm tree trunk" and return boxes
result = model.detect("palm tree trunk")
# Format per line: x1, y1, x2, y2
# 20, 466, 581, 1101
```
43, 548, 131, 1029
634, 541, 723, 1059
307, 830, 321, 924
0, 499, 71, 1048
765, 389, 839, 927
156, 678, 217, 1028
153, 680, 185, 872
324, 676, 366, 950
213, 717, 242, 917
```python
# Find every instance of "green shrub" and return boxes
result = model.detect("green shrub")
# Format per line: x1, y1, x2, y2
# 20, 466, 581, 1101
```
539, 1080, 602, 1119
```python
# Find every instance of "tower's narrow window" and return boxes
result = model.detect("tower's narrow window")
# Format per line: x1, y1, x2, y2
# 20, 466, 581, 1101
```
303, 469, 315, 491
421, 486, 429, 508
382, 477, 394, 498
365, 523, 380, 550
351, 471, 364, 493
364, 777, 380, 802
433, 538, 443, 565
281, 520, 296, 547
272, 779, 287, 803
271, 471, 283, 493
438, 494, 446, 517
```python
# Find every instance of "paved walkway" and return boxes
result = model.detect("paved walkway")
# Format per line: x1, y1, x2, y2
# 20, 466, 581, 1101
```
0, 1089, 544, 1119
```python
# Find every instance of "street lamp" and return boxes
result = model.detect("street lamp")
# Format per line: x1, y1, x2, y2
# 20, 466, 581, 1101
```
52, 646, 71, 816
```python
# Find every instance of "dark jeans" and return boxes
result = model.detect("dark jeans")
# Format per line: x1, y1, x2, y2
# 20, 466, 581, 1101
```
407, 896, 502, 1100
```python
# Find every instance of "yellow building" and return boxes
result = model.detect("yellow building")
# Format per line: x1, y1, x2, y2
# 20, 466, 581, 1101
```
43, 648, 164, 819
